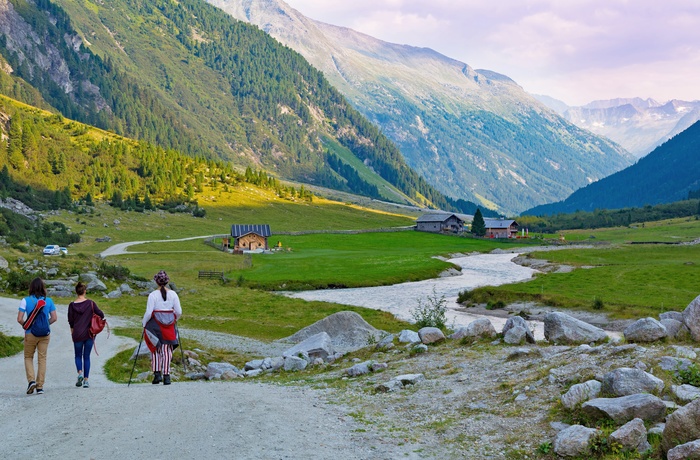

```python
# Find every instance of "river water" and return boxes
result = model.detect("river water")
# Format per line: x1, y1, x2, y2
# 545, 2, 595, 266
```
286, 253, 546, 338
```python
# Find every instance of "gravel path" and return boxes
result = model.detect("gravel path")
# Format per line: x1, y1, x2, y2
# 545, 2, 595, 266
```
0, 296, 418, 460
99, 235, 217, 257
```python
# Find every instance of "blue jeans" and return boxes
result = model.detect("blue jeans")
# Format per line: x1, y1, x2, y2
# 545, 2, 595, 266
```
74, 339, 94, 378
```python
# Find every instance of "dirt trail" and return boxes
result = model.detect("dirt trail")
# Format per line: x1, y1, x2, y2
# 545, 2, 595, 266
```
0, 296, 413, 460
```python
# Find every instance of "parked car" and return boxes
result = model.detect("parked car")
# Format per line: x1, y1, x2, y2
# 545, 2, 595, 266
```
60, 247, 68, 255
43, 245, 61, 255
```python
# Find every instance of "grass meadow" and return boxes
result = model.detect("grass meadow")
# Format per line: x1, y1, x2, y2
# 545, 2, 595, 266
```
465, 219, 700, 318
33, 192, 700, 339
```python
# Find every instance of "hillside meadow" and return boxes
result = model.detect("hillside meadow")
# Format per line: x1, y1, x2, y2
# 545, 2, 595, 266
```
36, 196, 700, 339
464, 218, 700, 319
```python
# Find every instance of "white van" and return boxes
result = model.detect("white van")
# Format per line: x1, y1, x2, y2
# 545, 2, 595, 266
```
43, 245, 61, 255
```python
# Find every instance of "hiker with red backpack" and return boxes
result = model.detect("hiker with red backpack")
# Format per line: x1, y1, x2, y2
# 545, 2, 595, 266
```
142, 270, 182, 385
67, 282, 106, 389
16, 277, 57, 395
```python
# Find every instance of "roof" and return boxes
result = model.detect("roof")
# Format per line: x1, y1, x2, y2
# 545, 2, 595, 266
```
416, 213, 465, 224
230, 224, 271, 238
483, 218, 517, 229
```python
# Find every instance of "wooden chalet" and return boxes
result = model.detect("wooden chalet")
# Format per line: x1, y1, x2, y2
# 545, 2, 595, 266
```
230, 224, 271, 251
483, 218, 518, 238
416, 213, 465, 234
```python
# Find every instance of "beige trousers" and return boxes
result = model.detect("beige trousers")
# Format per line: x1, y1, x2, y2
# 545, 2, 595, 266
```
24, 333, 50, 389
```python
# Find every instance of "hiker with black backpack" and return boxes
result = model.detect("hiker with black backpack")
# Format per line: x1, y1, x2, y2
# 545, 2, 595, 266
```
142, 270, 182, 385
16, 277, 57, 395
67, 282, 106, 389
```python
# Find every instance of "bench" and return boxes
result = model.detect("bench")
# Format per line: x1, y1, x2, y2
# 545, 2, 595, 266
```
198, 270, 224, 280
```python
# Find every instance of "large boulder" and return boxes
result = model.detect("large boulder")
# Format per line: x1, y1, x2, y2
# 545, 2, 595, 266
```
503, 326, 529, 345
282, 311, 382, 353
661, 319, 691, 339
561, 380, 602, 409
418, 327, 445, 344
502, 316, 535, 343
659, 356, 694, 372
672, 384, 700, 403
623, 317, 667, 342
663, 398, 700, 452
87, 278, 107, 292
601, 368, 665, 396
683, 294, 700, 341
582, 394, 666, 424
667, 440, 700, 460
283, 356, 308, 372
544, 312, 607, 344
283, 332, 335, 361
553, 425, 600, 458
456, 318, 497, 340
398, 329, 420, 344
608, 418, 651, 454
659, 311, 684, 322
205, 362, 241, 380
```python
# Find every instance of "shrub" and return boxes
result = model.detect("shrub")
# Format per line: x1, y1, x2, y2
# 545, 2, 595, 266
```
6, 270, 35, 293
97, 262, 130, 281
678, 363, 700, 386
411, 288, 447, 329
592, 298, 604, 310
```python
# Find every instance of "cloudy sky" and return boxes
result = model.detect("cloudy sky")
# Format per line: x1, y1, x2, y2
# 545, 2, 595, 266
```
283, 0, 700, 106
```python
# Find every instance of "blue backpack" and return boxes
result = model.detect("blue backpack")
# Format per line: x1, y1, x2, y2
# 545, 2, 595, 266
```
23, 297, 50, 337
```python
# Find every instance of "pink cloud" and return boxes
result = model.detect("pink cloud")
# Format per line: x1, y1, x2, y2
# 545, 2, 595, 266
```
283, 0, 700, 105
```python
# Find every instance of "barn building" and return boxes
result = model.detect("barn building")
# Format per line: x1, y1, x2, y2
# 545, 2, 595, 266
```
415, 213, 465, 234
230, 224, 271, 251
483, 218, 519, 238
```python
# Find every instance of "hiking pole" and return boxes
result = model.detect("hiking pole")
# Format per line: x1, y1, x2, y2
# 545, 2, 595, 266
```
175, 323, 187, 374
128, 328, 145, 387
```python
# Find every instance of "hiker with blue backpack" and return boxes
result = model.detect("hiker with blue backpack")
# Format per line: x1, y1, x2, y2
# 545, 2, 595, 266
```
68, 282, 105, 389
16, 277, 57, 395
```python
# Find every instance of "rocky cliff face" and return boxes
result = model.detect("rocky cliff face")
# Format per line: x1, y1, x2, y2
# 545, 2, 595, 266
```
538, 96, 700, 158
0, 0, 109, 113
208, 0, 633, 214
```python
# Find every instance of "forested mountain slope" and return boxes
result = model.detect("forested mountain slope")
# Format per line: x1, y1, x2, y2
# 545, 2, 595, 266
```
0, 93, 308, 211
525, 121, 700, 216
0, 0, 483, 213
206, 0, 633, 214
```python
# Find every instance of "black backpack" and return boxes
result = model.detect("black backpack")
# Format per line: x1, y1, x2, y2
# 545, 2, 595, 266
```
23, 297, 50, 337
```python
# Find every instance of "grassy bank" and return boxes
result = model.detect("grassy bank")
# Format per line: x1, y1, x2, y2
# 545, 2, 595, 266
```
0, 332, 23, 358
462, 243, 700, 319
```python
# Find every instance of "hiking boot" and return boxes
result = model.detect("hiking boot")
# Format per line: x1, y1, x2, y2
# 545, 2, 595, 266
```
152, 371, 162, 384
36, 388, 44, 395
27, 381, 36, 394
163, 374, 171, 385
83, 380, 90, 389
76, 375, 84, 387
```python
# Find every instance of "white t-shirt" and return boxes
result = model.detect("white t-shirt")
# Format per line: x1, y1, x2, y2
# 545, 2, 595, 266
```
142, 289, 182, 327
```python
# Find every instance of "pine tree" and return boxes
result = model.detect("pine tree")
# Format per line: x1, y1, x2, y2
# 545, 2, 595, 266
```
471, 208, 486, 237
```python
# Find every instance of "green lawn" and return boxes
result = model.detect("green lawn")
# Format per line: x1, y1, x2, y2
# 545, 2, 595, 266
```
100, 231, 527, 339
223, 231, 514, 290
465, 243, 700, 318
561, 217, 700, 243
50, 191, 415, 255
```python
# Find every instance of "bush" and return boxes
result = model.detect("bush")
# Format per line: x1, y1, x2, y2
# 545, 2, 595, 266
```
678, 363, 700, 386
592, 298, 604, 310
411, 288, 447, 329
97, 262, 130, 281
6, 270, 35, 293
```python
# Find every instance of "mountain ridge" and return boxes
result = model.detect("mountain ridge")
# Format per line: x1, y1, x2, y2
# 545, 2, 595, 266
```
0, 0, 486, 214
524, 120, 700, 216
207, 0, 633, 214
536, 95, 700, 158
